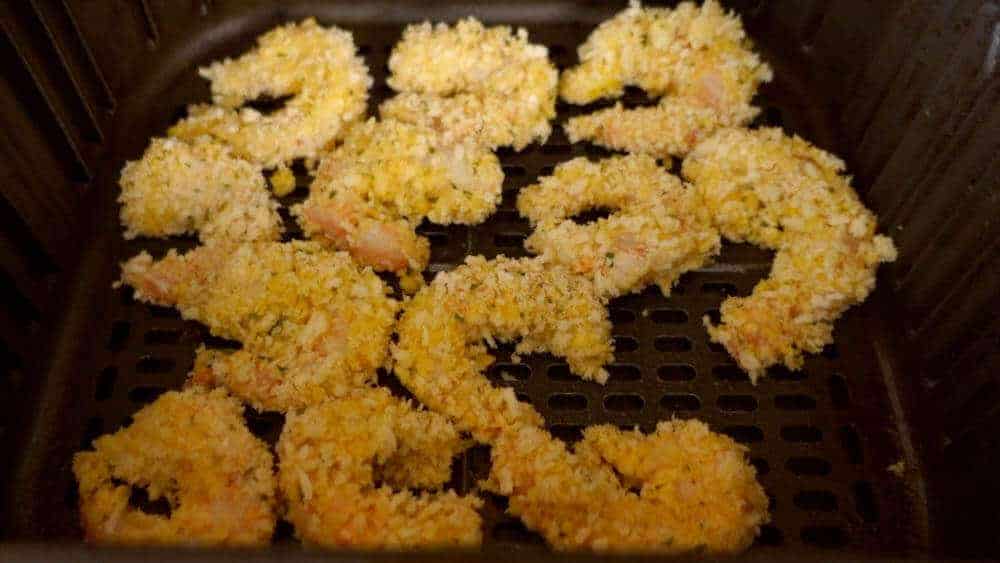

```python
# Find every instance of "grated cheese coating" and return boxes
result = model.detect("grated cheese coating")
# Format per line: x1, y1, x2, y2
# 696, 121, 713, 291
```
119, 241, 398, 411
682, 127, 897, 381
118, 136, 282, 242
169, 18, 371, 168
381, 18, 558, 150
278, 387, 482, 549
485, 420, 769, 553
294, 118, 503, 274
561, 1, 772, 158
392, 255, 613, 441
518, 154, 720, 298
72, 388, 276, 546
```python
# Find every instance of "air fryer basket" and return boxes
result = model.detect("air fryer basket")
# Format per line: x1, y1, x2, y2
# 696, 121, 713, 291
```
0, 0, 997, 559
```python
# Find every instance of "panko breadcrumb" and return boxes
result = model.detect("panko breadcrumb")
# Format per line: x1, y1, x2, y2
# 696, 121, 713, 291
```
561, 1, 772, 158
119, 241, 398, 411
392, 255, 613, 440
294, 118, 503, 274
277, 387, 482, 549
169, 18, 371, 168
118, 136, 282, 242
381, 18, 558, 150
683, 127, 897, 381
517, 154, 720, 298
72, 388, 276, 546
486, 420, 768, 553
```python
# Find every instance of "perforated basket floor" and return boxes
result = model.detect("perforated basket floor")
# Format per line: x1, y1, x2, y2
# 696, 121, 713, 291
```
45, 14, 922, 556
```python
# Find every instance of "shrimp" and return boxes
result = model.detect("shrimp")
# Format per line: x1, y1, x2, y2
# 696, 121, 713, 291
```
561, 1, 772, 158
392, 255, 613, 440
294, 118, 503, 275
118, 241, 398, 411
380, 18, 558, 150
682, 127, 897, 381
72, 388, 276, 546
485, 421, 769, 553
517, 154, 720, 298
118, 136, 282, 242
169, 18, 371, 169
277, 387, 482, 549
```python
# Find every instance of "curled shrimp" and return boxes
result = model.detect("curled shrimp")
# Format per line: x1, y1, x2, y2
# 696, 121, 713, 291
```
682, 127, 897, 381
561, 1, 772, 158
72, 388, 276, 546
119, 241, 398, 411
277, 387, 482, 549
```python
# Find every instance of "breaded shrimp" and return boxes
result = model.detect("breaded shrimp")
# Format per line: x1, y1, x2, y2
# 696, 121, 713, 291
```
561, 1, 772, 158
294, 118, 503, 275
277, 387, 482, 549
169, 18, 371, 169
485, 420, 768, 553
118, 136, 282, 242
682, 127, 897, 381
517, 154, 720, 298
72, 388, 276, 546
392, 255, 613, 440
381, 18, 558, 150
119, 241, 398, 411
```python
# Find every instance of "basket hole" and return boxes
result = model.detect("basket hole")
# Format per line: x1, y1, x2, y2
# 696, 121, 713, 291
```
717, 394, 757, 412
800, 525, 847, 548
654, 336, 691, 352
750, 457, 769, 476
708, 341, 727, 353
494, 210, 522, 223
494, 232, 526, 247
548, 393, 587, 410
549, 424, 584, 444
425, 232, 450, 247
794, 490, 838, 512
713, 364, 749, 382
722, 425, 763, 443
769, 365, 806, 381
136, 356, 175, 374
651, 309, 687, 324
541, 144, 571, 156
822, 343, 839, 359
493, 519, 546, 544
781, 425, 822, 443
129, 486, 172, 516
107, 321, 131, 351
80, 417, 104, 450
242, 93, 292, 116
839, 426, 864, 463
607, 364, 641, 382
613, 335, 639, 352
569, 207, 613, 225
95, 367, 117, 401
853, 481, 879, 523
244, 410, 284, 441
829, 374, 850, 408
702, 282, 737, 295
609, 308, 636, 324
144, 328, 180, 345
604, 393, 644, 412
489, 362, 531, 382
704, 308, 722, 324
203, 335, 242, 350
786, 456, 831, 476
547, 363, 576, 381
516, 392, 532, 405
539, 165, 554, 176
503, 165, 526, 177
148, 305, 180, 319
775, 394, 816, 410
660, 393, 700, 411
128, 385, 167, 404
758, 524, 783, 546
658, 364, 695, 381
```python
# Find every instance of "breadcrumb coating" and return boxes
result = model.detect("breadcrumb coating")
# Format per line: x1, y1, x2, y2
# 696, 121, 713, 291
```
561, 1, 772, 157
118, 136, 282, 242
169, 18, 371, 168
392, 256, 612, 440
277, 387, 481, 549
485, 420, 768, 553
683, 127, 897, 381
72, 388, 276, 546
381, 18, 558, 150
518, 154, 720, 298
294, 118, 503, 274
119, 241, 398, 411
